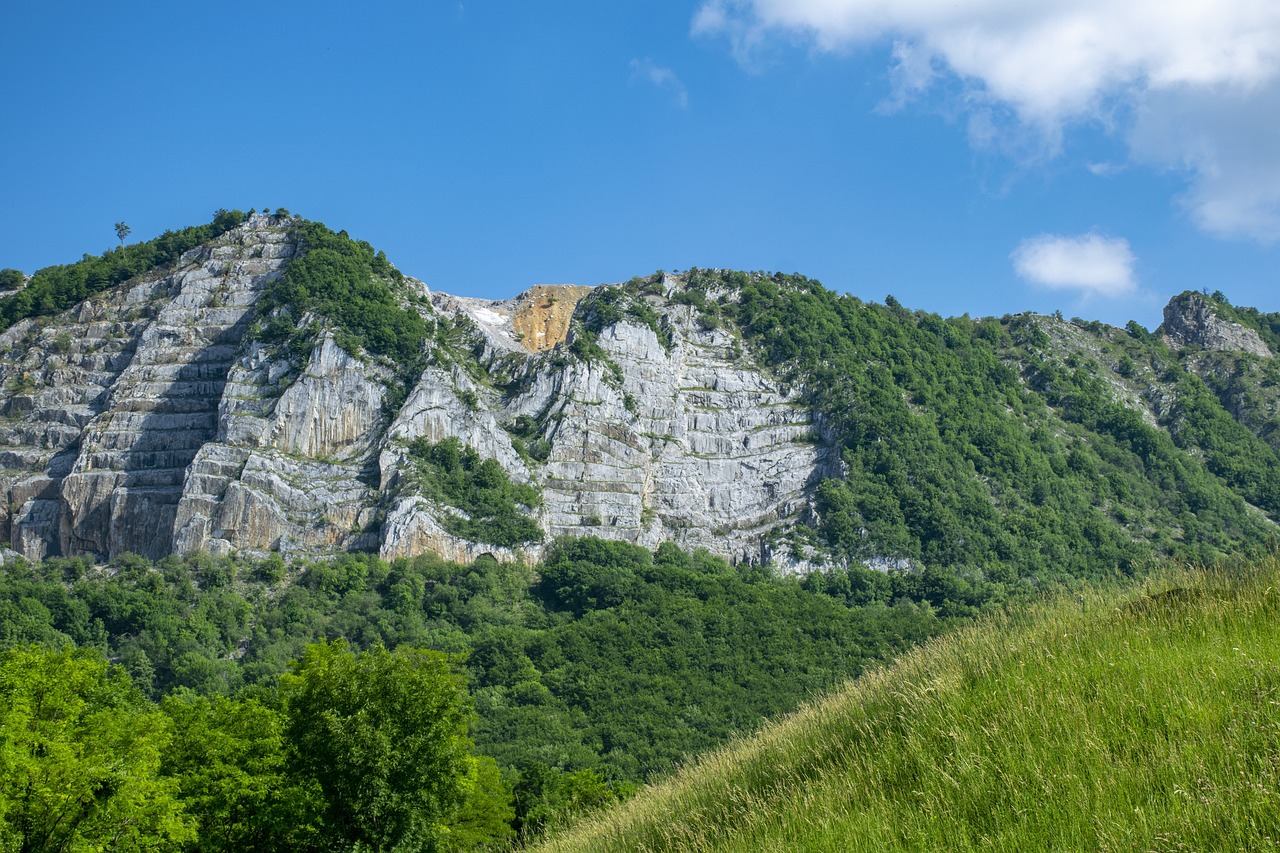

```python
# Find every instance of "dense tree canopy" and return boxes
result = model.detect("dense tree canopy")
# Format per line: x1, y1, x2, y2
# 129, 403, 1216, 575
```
282, 641, 473, 852
0, 646, 192, 852
0, 539, 969, 844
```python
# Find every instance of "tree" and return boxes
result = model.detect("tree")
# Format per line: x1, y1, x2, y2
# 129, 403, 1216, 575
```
281, 641, 474, 852
0, 645, 193, 852
161, 692, 323, 853
114, 221, 131, 245
443, 756, 515, 852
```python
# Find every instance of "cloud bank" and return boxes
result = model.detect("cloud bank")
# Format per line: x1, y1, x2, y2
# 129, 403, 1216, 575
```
1011, 233, 1136, 298
693, 0, 1280, 242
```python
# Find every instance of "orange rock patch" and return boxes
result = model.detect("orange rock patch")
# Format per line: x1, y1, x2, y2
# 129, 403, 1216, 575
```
512, 285, 594, 352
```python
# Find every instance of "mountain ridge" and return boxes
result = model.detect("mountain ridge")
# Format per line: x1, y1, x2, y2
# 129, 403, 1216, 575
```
3, 212, 1278, 580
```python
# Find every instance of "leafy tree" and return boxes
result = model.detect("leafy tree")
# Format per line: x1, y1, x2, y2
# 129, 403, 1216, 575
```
0, 645, 193, 851
115, 221, 131, 245
281, 641, 475, 852
161, 692, 323, 852
442, 756, 515, 852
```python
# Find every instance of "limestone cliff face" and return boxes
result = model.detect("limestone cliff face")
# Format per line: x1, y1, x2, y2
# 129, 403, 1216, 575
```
1160, 292, 1273, 357
0, 218, 836, 569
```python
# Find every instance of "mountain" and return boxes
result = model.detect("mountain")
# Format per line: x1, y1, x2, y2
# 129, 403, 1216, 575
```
3, 212, 1279, 579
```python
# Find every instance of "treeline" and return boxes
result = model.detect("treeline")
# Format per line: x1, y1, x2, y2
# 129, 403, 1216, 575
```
0, 209, 249, 330
0, 538, 986, 848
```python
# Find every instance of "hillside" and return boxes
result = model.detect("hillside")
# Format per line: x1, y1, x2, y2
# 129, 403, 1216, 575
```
3, 211, 1280, 582
5, 212, 1280, 849
535, 556, 1280, 852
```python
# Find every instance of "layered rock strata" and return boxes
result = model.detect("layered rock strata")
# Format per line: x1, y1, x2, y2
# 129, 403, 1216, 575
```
0, 217, 837, 568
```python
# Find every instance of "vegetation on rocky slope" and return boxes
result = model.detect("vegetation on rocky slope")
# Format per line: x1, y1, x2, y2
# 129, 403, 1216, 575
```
256, 219, 424, 363
649, 270, 1280, 579
0, 209, 249, 330
405, 436, 544, 547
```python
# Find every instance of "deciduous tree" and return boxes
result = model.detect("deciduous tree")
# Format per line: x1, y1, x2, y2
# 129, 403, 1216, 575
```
0, 645, 192, 852
281, 641, 473, 852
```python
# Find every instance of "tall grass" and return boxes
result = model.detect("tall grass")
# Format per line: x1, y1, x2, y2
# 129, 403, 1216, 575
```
535, 557, 1280, 852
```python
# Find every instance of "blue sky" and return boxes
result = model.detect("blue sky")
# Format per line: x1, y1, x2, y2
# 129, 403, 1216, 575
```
2, 1, 1276, 328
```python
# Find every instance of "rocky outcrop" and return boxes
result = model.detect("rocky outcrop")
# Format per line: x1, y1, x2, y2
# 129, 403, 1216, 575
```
521, 311, 836, 564
1160, 292, 1273, 357
0, 219, 838, 569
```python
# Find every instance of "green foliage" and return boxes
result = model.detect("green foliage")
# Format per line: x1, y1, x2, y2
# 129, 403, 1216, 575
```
0, 541, 968, 845
0, 637, 511, 853
1159, 368, 1280, 516
0, 552, 254, 698
0, 210, 248, 330
0, 645, 193, 851
534, 558, 1280, 853
258, 220, 427, 376
661, 270, 1279, 582
281, 640, 474, 852
445, 756, 516, 851
161, 692, 322, 852
513, 764, 634, 839
406, 437, 544, 547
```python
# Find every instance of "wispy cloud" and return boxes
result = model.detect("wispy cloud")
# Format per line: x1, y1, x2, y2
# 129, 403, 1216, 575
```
630, 58, 689, 109
693, 0, 1280, 241
1086, 161, 1126, 177
1012, 233, 1137, 298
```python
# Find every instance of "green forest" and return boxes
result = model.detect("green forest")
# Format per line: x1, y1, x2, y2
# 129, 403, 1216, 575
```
0, 538, 975, 850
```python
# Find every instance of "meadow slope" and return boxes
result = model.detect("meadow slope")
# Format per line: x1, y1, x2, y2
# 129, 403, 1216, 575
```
536, 557, 1280, 852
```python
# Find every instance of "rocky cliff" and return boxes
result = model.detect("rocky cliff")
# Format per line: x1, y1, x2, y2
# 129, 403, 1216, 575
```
4, 215, 1278, 574
1160, 292, 1274, 357
0, 215, 835, 568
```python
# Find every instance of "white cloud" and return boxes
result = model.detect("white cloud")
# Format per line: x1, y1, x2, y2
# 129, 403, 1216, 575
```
630, 58, 689, 109
1129, 80, 1280, 242
1086, 161, 1126, 177
1011, 233, 1136, 298
693, 0, 1280, 240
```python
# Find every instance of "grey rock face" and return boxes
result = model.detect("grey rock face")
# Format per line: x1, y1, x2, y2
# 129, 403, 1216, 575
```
526, 314, 833, 564
1161, 293, 1273, 357
2, 215, 296, 560
1, 221, 837, 569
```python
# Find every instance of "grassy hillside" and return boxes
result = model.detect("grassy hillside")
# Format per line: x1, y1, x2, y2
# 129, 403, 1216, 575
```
536, 556, 1280, 852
